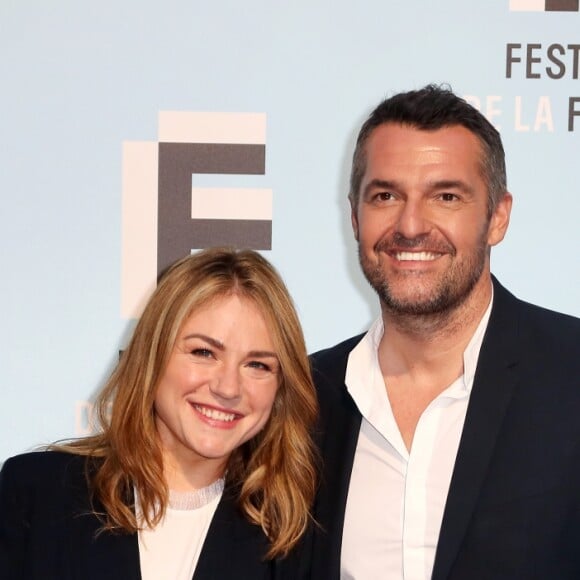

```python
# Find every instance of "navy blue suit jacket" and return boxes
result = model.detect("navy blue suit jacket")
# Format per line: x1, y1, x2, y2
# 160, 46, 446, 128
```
307, 279, 580, 579
0, 451, 298, 579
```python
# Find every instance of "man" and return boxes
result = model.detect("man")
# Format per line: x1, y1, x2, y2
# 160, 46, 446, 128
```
308, 85, 580, 579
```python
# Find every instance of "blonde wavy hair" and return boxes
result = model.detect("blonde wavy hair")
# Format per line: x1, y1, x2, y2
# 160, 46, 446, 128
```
57, 247, 318, 558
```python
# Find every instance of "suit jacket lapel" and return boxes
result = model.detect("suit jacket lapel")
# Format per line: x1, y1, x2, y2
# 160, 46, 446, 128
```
192, 490, 237, 579
81, 529, 141, 580
310, 336, 364, 579
65, 458, 141, 580
432, 279, 522, 580
193, 487, 273, 579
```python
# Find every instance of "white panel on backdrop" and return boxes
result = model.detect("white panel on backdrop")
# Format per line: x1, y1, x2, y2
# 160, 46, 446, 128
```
121, 142, 158, 319
120, 111, 270, 321
510, 0, 545, 10
191, 188, 272, 220
158, 111, 267, 144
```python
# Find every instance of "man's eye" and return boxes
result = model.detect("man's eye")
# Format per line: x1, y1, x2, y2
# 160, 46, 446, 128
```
440, 193, 458, 202
376, 192, 393, 201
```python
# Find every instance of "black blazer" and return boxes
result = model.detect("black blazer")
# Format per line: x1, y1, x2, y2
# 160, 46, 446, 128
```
307, 278, 580, 579
0, 451, 298, 579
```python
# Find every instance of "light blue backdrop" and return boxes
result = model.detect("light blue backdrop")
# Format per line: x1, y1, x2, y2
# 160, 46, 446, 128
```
1, 0, 579, 462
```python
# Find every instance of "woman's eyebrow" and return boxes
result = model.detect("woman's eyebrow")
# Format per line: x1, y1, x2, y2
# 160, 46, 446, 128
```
182, 333, 224, 350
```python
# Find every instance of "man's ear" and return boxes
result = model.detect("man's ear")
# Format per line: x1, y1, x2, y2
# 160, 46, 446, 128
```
350, 197, 360, 242
487, 191, 512, 247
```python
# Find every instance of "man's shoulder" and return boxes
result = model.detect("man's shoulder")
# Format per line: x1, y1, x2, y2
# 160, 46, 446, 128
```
492, 279, 580, 366
309, 334, 366, 400
309, 335, 364, 425
516, 300, 580, 365
516, 298, 580, 333
310, 333, 366, 366
495, 280, 580, 334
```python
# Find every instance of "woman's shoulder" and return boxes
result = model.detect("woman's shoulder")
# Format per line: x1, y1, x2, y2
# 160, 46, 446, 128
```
1, 450, 90, 489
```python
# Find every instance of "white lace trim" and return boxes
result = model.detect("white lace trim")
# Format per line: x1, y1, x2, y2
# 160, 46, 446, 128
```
167, 477, 225, 511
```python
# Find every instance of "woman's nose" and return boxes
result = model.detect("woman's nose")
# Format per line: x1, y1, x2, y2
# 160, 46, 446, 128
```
209, 364, 242, 400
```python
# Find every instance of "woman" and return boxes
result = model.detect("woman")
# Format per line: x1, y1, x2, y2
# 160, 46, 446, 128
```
0, 248, 317, 579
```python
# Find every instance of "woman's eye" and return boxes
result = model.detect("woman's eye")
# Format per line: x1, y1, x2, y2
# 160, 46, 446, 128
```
247, 360, 270, 372
191, 348, 213, 358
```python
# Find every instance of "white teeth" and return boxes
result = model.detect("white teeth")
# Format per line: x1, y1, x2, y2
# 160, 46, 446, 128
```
395, 251, 439, 261
194, 405, 237, 422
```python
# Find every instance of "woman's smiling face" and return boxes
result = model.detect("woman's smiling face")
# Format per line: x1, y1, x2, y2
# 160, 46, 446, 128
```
153, 293, 280, 485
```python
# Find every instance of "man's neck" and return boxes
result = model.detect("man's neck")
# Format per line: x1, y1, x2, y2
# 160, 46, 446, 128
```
378, 274, 493, 381
377, 274, 494, 451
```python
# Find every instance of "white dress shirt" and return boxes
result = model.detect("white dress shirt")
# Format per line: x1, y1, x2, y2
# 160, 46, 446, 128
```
341, 300, 492, 580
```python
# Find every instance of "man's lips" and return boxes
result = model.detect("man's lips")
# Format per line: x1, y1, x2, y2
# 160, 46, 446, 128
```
391, 250, 443, 262
191, 403, 243, 423
376, 235, 454, 260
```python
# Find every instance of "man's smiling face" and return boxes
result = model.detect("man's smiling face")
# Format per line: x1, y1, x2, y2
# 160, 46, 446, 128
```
352, 122, 511, 317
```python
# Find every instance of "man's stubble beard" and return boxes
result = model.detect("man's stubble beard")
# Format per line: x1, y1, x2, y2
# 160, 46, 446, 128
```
358, 227, 490, 320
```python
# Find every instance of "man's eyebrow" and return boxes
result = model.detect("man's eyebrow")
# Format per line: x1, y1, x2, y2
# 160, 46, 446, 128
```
362, 179, 399, 198
428, 179, 475, 193
362, 178, 475, 196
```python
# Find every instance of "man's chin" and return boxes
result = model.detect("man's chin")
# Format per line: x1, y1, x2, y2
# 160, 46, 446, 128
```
379, 278, 482, 317
381, 295, 449, 317
381, 282, 441, 308
372, 276, 455, 314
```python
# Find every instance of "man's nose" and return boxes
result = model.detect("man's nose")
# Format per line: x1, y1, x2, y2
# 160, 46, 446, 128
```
395, 199, 431, 239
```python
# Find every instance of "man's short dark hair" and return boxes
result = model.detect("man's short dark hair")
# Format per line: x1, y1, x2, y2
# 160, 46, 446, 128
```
349, 84, 507, 216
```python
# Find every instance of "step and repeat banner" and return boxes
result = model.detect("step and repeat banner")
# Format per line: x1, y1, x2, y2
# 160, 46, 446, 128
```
1, 0, 579, 462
